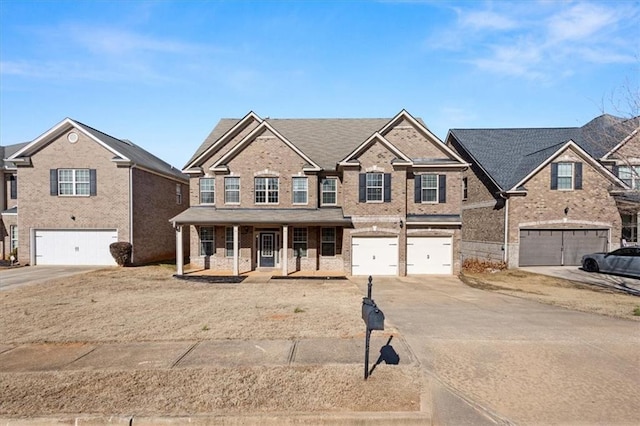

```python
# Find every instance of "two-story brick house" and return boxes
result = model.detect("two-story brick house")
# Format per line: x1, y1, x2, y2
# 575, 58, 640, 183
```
446, 114, 639, 268
5, 118, 189, 266
171, 110, 468, 276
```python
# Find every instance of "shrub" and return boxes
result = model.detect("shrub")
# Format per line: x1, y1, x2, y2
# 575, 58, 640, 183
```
109, 242, 132, 266
462, 258, 508, 273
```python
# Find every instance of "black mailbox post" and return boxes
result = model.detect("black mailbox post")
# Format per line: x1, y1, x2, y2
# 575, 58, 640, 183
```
362, 276, 385, 379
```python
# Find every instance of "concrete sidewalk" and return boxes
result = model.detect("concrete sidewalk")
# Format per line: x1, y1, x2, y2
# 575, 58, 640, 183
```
0, 336, 414, 372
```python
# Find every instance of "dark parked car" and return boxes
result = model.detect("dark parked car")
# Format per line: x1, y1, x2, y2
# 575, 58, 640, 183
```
581, 247, 640, 278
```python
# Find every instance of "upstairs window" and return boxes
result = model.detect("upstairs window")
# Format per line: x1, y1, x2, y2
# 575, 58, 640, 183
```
255, 177, 279, 204
225, 177, 240, 204
321, 178, 337, 205
551, 162, 582, 190
617, 166, 640, 189
200, 178, 215, 204
414, 174, 446, 203
9, 175, 17, 199
462, 177, 468, 201
359, 173, 391, 203
292, 177, 308, 204
51, 169, 95, 196
176, 184, 182, 205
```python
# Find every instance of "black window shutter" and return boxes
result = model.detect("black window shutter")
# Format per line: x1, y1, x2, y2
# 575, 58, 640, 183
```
414, 175, 422, 203
10, 176, 17, 199
50, 169, 58, 196
574, 162, 582, 190
358, 173, 366, 203
550, 163, 558, 190
438, 175, 447, 203
383, 173, 391, 202
90, 169, 97, 196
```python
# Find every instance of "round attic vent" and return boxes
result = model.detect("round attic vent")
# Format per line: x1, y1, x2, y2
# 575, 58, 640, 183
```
67, 132, 79, 143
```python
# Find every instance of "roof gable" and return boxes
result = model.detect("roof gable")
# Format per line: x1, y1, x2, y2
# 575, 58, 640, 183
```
211, 121, 321, 172
339, 132, 412, 166
8, 118, 187, 182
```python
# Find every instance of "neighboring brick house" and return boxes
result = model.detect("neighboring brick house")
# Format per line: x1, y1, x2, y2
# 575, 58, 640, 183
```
5, 118, 189, 266
0, 142, 28, 260
446, 114, 639, 267
171, 110, 468, 276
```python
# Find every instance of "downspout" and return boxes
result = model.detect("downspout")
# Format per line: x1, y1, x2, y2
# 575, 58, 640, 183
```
503, 197, 509, 265
129, 167, 134, 263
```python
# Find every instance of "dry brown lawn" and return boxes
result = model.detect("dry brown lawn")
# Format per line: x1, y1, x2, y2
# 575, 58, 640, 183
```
461, 269, 640, 320
0, 265, 420, 418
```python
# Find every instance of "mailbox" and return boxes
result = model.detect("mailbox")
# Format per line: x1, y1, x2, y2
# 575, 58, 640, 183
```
362, 297, 385, 330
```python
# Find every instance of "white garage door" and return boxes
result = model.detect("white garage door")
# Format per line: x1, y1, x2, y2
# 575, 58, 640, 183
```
35, 229, 118, 266
352, 237, 398, 276
407, 237, 453, 275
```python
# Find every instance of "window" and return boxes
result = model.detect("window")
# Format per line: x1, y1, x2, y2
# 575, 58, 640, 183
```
225, 227, 234, 257
9, 225, 18, 252
366, 173, 383, 202
421, 174, 438, 203
9, 175, 17, 199
557, 163, 573, 190
225, 177, 240, 204
200, 178, 215, 204
58, 169, 90, 196
462, 177, 468, 201
551, 162, 582, 190
176, 184, 182, 205
293, 227, 308, 257
618, 166, 640, 189
321, 227, 335, 256
199, 226, 214, 256
292, 177, 308, 204
255, 177, 279, 204
321, 178, 337, 205
622, 214, 638, 243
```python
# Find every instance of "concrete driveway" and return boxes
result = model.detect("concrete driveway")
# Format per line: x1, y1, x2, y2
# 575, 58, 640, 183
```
354, 275, 640, 425
521, 265, 640, 295
0, 266, 101, 291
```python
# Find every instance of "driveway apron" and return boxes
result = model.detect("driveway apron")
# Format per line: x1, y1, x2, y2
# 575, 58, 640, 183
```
353, 275, 640, 425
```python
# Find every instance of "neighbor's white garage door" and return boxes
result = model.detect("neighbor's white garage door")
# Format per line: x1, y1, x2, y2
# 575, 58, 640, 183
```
352, 237, 398, 276
34, 229, 118, 266
407, 236, 453, 275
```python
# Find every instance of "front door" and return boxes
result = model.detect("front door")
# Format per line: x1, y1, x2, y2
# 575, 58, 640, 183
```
260, 232, 276, 267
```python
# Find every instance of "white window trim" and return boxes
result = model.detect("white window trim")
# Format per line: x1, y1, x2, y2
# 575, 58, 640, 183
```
255, 177, 279, 205
224, 177, 241, 205
366, 173, 384, 203
321, 178, 337, 206
292, 177, 308, 205
200, 178, 215, 205
618, 165, 640, 189
58, 169, 90, 197
557, 162, 574, 191
420, 174, 438, 204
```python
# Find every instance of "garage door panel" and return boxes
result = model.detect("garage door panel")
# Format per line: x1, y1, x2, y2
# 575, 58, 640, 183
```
562, 230, 608, 266
352, 237, 398, 276
407, 237, 453, 275
35, 230, 118, 266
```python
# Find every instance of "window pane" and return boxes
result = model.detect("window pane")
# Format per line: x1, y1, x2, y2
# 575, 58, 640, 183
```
322, 178, 337, 205
557, 163, 573, 190
200, 178, 215, 204
421, 175, 438, 202
199, 227, 214, 256
293, 227, 307, 257
293, 177, 307, 204
225, 227, 234, 257
225, 177, 240, 204
366, 173, 383, 202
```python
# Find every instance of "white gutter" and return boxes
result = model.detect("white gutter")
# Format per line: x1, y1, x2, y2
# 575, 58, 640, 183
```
503, 197, 509, 264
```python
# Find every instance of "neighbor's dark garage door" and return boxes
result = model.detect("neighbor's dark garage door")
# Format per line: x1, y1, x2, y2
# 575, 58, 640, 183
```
519, 229, 608, 266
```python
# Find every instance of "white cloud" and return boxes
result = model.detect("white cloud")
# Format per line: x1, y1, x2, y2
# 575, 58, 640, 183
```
547, 2, 620, 42
459, 10, 518, 31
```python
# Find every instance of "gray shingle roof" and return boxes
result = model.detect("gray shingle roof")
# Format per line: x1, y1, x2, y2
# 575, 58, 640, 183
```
1, 142, 29, 170
185, 115, 432, 171
73, 120, 187, 182
449, 114, 639, 191
170, 206, 352, 225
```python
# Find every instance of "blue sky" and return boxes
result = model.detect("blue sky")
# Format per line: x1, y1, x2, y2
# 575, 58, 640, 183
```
1, 0, 638, 168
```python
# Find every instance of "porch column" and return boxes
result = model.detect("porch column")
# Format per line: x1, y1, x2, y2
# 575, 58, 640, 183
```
233, 224, 239, 276
175, 225, 184, 275
282, 225, 289, 276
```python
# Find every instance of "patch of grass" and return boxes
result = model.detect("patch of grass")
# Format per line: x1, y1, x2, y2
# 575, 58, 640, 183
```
633, 307, 640, 316
294, 307, 305, 314
201, 325, 210, 331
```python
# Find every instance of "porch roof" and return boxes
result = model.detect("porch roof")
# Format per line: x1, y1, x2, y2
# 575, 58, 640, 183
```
171, 206, 353, 226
